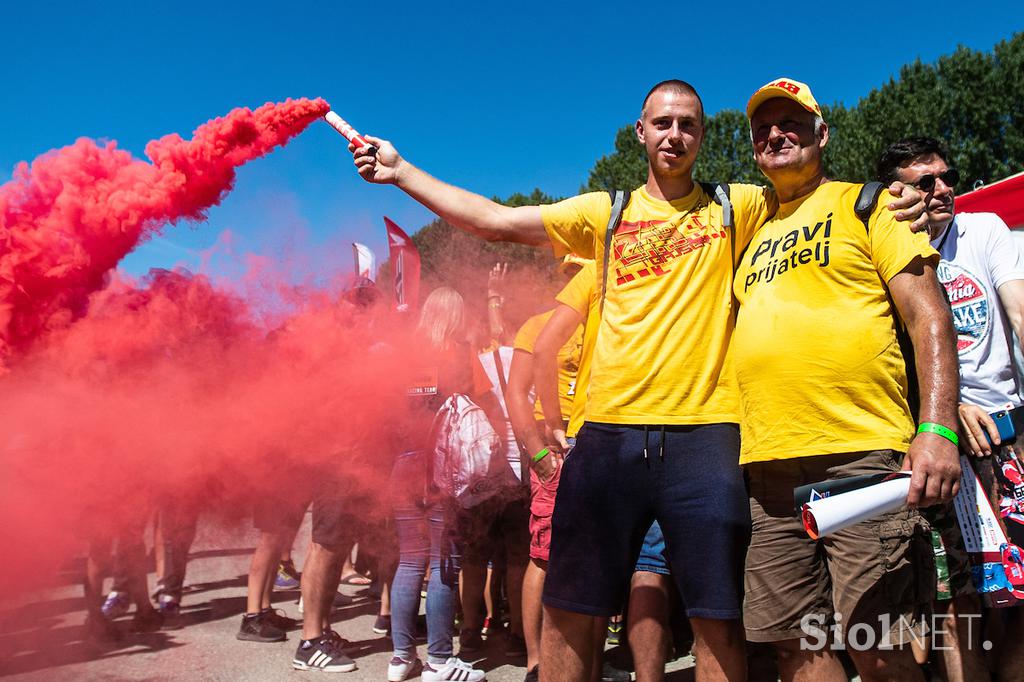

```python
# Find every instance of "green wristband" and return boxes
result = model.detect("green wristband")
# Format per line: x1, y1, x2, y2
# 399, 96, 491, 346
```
532, 447, 550, 463
918, 422, 959, 447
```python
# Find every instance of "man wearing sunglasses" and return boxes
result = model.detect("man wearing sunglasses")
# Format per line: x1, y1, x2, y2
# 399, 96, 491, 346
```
879, 137, 1024, 681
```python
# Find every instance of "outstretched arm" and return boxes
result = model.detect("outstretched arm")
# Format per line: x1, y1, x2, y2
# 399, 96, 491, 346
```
888, 257, 961, 506
349, 138, 548, 245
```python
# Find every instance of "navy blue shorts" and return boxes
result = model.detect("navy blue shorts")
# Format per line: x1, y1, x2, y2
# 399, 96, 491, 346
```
542, 422, 750, 619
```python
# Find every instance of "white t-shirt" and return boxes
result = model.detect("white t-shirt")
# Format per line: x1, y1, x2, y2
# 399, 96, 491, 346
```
931, 212, 1024, 409
478, 346, 528, 480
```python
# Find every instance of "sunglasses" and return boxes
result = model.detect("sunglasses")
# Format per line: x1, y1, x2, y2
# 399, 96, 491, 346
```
909, 168, 959, 192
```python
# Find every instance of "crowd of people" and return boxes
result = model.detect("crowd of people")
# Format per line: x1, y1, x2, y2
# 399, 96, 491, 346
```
80, 77, 1024, 682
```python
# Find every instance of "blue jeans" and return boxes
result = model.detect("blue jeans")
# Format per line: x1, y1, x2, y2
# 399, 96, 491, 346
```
390, 451, 462, 663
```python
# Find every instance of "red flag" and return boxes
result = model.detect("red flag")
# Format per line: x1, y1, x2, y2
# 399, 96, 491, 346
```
383, 217, 421, 312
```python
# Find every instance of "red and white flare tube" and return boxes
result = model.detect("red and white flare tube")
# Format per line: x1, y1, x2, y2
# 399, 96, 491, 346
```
323, 111, 377, 155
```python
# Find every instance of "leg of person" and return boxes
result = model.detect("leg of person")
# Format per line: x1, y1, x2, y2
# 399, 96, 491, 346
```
83, 535, 122, 640
934, 594, 989, 682
523, 558, 547, 675
292, 475, 356, 672
654, 425, 751, 682
501, 491, 531, 657
541, 424, 655, 681
743, 454, 853, 682
995, 606, 1024, 682
824, 451, 932, 682
425, 501, 462, 663
629, 521, 673, 682
524, 460, 562, 675
421, 499, 486, 682
457, 498, 496, 652
153, 500, 199, 614
238, 524, 287, 643
250, 494, 297, 615
927, 500, 989, 682
387, 452, 430, 678
114, 526, 162, 632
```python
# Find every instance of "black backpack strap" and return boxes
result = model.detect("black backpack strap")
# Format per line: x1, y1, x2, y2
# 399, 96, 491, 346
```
855, 181, 885, 231
600, 189, 629, 313
491, 348, 509, 398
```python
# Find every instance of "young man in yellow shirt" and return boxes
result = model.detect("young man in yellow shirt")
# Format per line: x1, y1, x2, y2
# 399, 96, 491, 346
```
347, 80, 927, 681
734, 79, 961, 682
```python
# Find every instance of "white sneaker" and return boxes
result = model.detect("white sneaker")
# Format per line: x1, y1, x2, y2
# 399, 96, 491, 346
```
421, 657, 486, 682
387, 655, 421, 681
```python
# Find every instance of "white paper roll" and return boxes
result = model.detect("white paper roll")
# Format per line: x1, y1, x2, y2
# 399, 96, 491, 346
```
801, 475, 911, 539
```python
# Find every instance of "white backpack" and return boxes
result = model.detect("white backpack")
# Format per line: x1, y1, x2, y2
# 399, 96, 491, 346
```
431, 393, 518, 508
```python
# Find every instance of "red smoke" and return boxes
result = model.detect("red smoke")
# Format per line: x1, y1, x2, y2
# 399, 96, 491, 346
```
0, 97, 329, 362
0, 267, 410, 595
0, 97, 551, 611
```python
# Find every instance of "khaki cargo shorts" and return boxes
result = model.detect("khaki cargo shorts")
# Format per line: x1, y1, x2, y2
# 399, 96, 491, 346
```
744, 450, 934, 647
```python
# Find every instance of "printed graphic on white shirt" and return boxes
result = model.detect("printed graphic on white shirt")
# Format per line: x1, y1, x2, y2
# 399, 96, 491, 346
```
937, 261, 990, 354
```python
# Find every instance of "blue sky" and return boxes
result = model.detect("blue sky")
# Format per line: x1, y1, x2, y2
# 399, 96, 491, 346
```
3, 1, 1021, 281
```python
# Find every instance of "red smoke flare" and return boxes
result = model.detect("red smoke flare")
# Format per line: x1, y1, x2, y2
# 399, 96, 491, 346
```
0, 97, 330, 362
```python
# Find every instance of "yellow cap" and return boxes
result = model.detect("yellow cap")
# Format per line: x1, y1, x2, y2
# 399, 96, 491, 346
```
746, 78, 822, 120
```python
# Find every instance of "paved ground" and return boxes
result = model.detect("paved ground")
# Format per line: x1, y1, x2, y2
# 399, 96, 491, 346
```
0, 515, 699, 681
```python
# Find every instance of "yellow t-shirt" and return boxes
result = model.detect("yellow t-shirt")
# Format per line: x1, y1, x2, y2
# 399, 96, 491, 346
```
541, 184, 775, 424
555, 262, 598, 438
513, 310, 582, 422
732, 182, 938, 464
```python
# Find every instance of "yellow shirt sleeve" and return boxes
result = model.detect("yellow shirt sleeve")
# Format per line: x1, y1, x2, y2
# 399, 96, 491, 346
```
555, 262, 596, 315
540, 192, 611, 259
513, 311, 553, 354
728, 183, 778, 255
867, 202, 939, 282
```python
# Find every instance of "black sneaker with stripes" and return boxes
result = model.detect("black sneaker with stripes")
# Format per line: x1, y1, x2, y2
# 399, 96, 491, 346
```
292, 633, 357, 672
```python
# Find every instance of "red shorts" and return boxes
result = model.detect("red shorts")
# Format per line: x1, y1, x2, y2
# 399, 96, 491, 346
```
529, 464, 562, 561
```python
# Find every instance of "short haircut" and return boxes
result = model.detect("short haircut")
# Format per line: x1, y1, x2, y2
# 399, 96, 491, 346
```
876, 137, 950, 185
641, 79, 704, 121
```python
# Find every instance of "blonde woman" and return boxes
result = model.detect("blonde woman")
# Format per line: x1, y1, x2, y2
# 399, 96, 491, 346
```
388, 287, 494, 682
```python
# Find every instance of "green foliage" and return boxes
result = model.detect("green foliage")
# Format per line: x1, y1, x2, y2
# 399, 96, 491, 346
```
824, 33, 1023, 187
586, 124, 647, 191
693, 109, 761, 185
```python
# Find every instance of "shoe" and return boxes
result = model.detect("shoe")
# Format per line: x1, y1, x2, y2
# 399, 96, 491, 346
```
523, 665, 539, 682
292, 634, 357, 672
130, 609, 164, 633
275, 560, 301, 589
373, 614, 391, 635
504, 632, 527, 658
459, 627, 483, 653
100, 591, 130, 619
237, 612, 287, 642
387, 655, 421, 681
323, 627, 351, 649
606, 620, 622, 646
600, 662, 630, 682
156, 593, 179, 615
262, 607, 298, 631
421, 657, 486, 682
480, 616, 503, 640
155, 594, 182, 629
